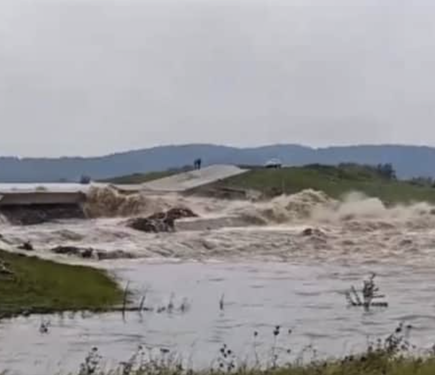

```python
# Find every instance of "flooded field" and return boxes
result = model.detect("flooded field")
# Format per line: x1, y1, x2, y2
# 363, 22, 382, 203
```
1, 259, 435, 374
2, 189, 435, 374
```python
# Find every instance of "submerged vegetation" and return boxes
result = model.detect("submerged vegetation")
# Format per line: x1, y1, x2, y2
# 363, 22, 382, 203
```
0, 249, 123, 318
4, 162, 435, 373
0, 253, 434, 374
345, 273, 389, 310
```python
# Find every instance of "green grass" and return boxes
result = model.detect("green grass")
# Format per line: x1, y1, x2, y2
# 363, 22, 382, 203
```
296, 356, 435, 375
215, 165, 435, 204
103, 163, 435, 204
46, 356, 435, 375
250, 357, 435, 375
0, 250, 123, 317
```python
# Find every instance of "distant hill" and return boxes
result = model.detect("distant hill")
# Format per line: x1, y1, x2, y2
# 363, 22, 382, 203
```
1, 144, 435, 182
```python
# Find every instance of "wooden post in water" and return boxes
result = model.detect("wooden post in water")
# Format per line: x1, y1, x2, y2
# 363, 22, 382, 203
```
122, 281, 130, 319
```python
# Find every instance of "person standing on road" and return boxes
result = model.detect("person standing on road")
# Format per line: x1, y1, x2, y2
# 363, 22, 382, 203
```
193, 158, 202, 170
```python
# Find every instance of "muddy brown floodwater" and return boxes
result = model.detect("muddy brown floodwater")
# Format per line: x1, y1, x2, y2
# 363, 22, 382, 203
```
2, 190, 435, 374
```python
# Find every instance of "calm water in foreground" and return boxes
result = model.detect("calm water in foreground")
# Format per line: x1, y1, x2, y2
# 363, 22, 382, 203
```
1, 260, 435, 375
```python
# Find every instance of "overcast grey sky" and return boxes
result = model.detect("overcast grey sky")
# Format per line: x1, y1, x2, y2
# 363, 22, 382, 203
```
1, 0, 435, 157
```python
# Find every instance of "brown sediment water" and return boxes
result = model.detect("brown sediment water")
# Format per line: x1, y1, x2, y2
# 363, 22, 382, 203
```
1, 188, 435, 264
1, 189, 435, 374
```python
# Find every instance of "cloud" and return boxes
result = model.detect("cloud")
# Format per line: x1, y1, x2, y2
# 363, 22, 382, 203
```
0, 0, 434, 156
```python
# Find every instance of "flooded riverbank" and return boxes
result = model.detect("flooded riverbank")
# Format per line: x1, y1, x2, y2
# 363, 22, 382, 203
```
2, 190, 435, 374
2, 260, 435, 374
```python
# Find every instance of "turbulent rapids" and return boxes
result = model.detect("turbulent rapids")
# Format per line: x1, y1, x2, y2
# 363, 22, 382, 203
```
4, 186, 435, 374
1, 186, 435, 264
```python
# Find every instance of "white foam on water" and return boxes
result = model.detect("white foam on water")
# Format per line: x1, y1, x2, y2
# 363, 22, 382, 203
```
2, 189, 435, 373
1, 188, 435, 265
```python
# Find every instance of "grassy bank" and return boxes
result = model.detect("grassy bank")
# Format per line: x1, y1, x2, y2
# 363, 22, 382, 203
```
104, 164, 435, 204
42, 321, 435, 375
98, 360, 435, 375
86, 361, 435, 375
215, 164, 435, 204
4, 359, 435, 375
41, 354, 435, 375
0, 250, 123, 318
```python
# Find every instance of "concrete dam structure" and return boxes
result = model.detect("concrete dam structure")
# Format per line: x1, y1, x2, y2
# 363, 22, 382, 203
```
0, 184, 89, 225
0, 165, 249, 224
0, 191, 86, 206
